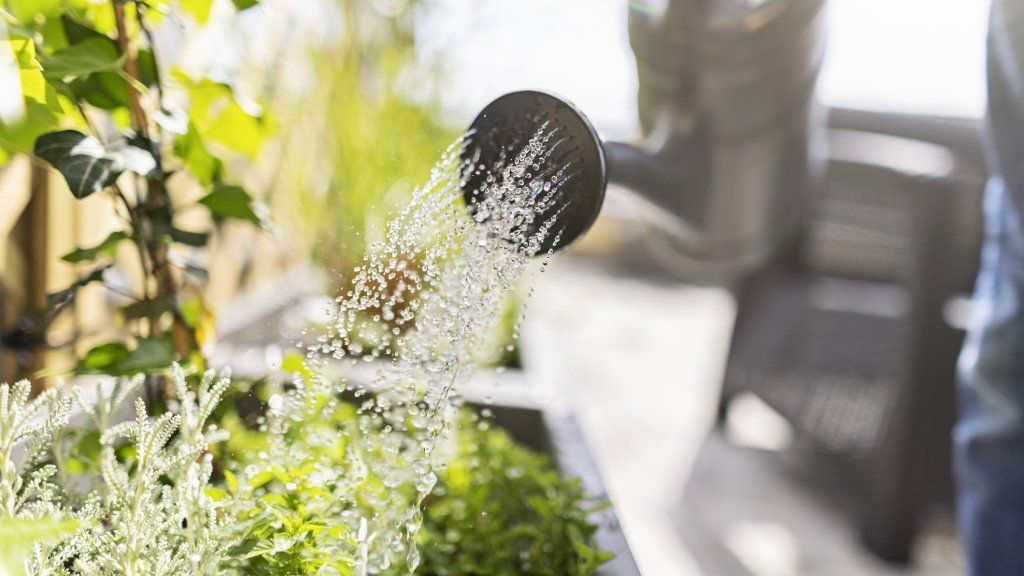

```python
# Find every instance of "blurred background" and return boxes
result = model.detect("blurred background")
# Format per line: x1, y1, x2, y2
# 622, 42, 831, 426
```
0, 0, 992, 574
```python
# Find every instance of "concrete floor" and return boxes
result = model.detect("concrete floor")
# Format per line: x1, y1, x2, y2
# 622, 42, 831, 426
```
521, 260, 963, 576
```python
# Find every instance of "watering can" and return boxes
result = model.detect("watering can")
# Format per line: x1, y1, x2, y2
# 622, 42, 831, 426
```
463, 0, 826, 280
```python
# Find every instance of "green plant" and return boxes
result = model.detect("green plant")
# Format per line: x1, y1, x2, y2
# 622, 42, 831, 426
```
418, 416, 613, 576
211, 380, 612, 576
274, 0, 456, 275
1, 0, 271, 375
1, 365, 612, 575
1, 366, 230, 575
0, 380, 70, 519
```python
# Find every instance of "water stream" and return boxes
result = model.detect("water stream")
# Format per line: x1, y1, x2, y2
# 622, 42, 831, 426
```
276, 127, 571, 573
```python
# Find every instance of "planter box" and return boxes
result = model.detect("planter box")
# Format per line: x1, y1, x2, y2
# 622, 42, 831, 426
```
478, 401, 639, 576
212, 280, 640, 575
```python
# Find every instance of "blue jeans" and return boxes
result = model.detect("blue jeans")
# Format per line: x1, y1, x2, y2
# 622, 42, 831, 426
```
956, 2, 1024, 574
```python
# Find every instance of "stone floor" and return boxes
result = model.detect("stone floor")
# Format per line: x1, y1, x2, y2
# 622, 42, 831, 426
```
521, 259, 963, 576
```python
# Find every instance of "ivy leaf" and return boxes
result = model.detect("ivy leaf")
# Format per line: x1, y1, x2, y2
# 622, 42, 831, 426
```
121, 296, 174, 320
184, 76, 269, 159
47, 265, 109, 309
59, 18, 155, 109
0, 37, 66, 152
170, 227, 210, 247
61, 14, 114, 47
106, 139, 158, 176
79, 342, 131, 372
180, 298, 215, 346
42, 37, 125, 80
35, 130, 119, 198
34, 130, 156, 198
199, 183, 265, 226
181, 0, 216, 24
112, 336, 176, 374
0, 32, 26, 124
77, 336, 176, 375
69, 72, 130, 110
7, 0, 64, 21
61, 230, 130, 263
174, 120, 222, 186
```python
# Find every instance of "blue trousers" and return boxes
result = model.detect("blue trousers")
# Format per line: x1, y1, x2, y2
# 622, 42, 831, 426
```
956, 2, 1024, 574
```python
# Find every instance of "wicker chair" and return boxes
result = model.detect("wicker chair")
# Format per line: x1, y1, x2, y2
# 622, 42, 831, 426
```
722, 109, 985, 563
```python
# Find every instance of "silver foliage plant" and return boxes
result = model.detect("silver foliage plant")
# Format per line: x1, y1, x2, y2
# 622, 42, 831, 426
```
0, 365, 232, 576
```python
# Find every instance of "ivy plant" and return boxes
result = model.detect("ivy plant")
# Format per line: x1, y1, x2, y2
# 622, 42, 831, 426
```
0, 0, 269, 376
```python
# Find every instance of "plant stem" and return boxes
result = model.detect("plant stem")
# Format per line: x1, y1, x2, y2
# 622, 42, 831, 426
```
111, 0, 196, 360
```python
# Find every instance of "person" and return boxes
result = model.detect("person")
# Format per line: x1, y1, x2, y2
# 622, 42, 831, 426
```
956, 1, 1024, 574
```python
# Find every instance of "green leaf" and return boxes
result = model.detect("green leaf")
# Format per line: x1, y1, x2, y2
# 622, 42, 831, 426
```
184, 77, 269, 159
0, 37, 66, 151
113, 336, 176, 374
47, 265, 109, 308
232, 0, 260, 10
78, 336, 176, 375
120, 296, 174, 320
42, 37, 125, 80
59, 18, 154, 109
79, 342, 131, 372
0, 517, 78, 576
35, 130, 119, 198
0, 34, 27, 125
61, 230, 130, 263
34, 130, 156, 198
199, 183, 265, 226
69, 72, 130, 110
174, 120, 222, 186
7, 0, 64, 20
170, 227, 210, 247
281, 351, 311, 382
61, 15, 113, 47
181, 0, 216, 24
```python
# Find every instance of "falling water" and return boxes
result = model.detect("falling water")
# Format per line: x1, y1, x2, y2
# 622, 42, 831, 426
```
268, 126, 571, 573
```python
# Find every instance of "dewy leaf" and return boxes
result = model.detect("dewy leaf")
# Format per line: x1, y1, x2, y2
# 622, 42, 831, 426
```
199, 183, 265, 226
35, 130, 157, 198
61, 230, 130, 263
42, 37, 125, 80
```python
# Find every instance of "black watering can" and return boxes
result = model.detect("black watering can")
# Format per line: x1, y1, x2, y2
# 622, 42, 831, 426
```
462, 0, 826, 279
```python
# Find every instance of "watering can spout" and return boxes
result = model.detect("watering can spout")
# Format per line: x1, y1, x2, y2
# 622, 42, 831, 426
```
462, 90, 711, 256
602, 128, 711, 247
